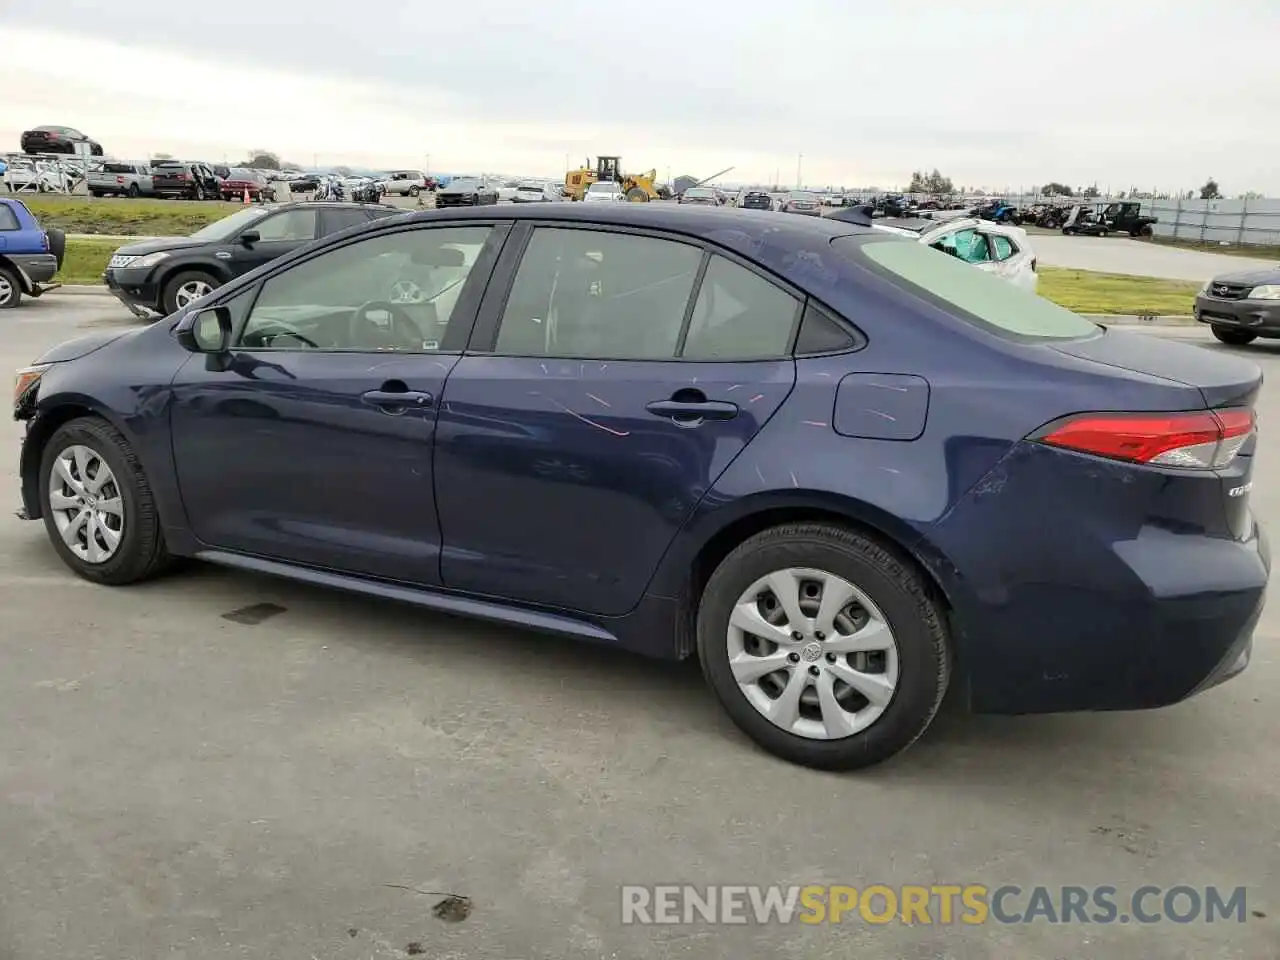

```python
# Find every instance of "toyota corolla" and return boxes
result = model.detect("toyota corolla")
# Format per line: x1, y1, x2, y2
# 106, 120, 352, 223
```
12, 204, 1268, 770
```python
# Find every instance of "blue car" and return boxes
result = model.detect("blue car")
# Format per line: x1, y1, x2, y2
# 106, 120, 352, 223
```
12, 204, 1268, 769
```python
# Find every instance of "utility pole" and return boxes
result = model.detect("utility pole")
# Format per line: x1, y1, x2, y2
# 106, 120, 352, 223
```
425, 154, 431, 174
796, 153, 803, 189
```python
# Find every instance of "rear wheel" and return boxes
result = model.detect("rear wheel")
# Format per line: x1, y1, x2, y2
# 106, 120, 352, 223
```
90, 190, 104, 198
0, 264, 21, 309
38, 417, 171, 585
626, 187, 650, 202
696, 523, 950, 770
1212, 326, 1257, 346
127, 183, 140, 198
409, 185, 420, 197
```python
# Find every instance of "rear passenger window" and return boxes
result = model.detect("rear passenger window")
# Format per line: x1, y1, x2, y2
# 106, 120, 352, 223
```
991, 235, 1017, 261
794, 303, 860, 354
0, 206, 19, 231
680, 256, 800, 360
495, 228, 701, 359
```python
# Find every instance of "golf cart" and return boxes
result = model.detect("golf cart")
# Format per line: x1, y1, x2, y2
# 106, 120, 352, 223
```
1062, 201, 1157, 238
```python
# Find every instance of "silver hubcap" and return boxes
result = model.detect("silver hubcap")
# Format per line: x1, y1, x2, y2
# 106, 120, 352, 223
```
0, 275, 13, 304
727, 568, 899, 740
175, 280, 212, 309
47, 445, 124, 564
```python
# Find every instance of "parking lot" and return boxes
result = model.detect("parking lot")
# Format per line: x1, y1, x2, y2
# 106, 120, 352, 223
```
1, 295, 1276, 958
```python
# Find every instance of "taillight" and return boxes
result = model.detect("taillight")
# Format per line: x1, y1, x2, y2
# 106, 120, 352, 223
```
40, 231, 49, 252
1035, 409, 1254, 470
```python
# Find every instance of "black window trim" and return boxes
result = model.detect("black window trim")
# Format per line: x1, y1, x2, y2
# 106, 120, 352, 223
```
466, 220, 811, 363
189, 219, 513, 356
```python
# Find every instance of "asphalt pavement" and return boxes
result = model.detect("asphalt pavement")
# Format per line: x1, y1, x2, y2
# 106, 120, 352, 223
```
2, 297, 1278, 959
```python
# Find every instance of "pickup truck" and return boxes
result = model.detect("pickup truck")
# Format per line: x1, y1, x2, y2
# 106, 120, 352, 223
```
0, 198, 65, 308
88, 161, 154, 198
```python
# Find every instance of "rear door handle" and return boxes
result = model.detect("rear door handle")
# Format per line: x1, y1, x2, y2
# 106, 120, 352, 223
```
645, 399, 739, 422
361, 389, 434, 413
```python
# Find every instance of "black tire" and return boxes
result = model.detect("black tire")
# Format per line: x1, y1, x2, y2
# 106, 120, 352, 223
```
696, 523, 950, 770
194, 185, 206, 201
90, 190, 104, 198
1212, 327, 1257, 346
161, 270, 220, 315
1140, 224, 1154, 238
1063, 227, 1076, 235
127, 183, 140, 198
37, 417, 171, 585
409, 185, 420, 197
46, 228, 66, 271
0, 263, 21, 309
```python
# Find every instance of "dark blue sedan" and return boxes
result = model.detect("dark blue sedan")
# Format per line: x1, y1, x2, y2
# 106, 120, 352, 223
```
12, 203, 1268, 769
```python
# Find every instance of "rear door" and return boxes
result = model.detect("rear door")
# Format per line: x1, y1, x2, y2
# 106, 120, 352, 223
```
434, 224, 800, 616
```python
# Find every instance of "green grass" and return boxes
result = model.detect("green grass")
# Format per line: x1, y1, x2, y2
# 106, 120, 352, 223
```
1037, 266, 1198, 316
58, 237, 120, 284
20, 194, 242, 236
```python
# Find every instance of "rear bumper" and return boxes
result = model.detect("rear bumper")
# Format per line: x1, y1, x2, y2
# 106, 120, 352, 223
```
8, 253, 58, 286
1195, 295, 1280, 333
929, 444, 1269, 715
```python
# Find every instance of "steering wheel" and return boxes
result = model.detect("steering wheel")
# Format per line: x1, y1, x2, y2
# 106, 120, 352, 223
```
348, 300, 427, 350
247, 321, 319, 349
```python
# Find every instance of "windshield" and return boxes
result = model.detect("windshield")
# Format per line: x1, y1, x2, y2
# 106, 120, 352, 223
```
840, 235, 1097, 340
685, 188, 715, 198
103, 163, 136, 174
449, 179, 480, 190
189, 206, 270, 241
790, 192, 818, 201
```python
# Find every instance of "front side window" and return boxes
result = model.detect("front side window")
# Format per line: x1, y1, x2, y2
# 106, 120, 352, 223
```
846, 236, 1097, 340
494, 228, 701, 359
239, 226, 491, 352
681, 256, 800, 360
253, 209, 318, 242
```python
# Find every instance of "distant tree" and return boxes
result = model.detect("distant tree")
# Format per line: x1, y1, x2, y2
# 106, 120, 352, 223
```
152, 152, 173, 160
923, 168, 953, 194
245, 151, 281, 170
1041, 182, 1073, 197
1082, 184, 1100, 198
907, 170, 926, 193
332, 165, 353, 176
1199, 178, 1221, 200
1239, 190, 1264, 200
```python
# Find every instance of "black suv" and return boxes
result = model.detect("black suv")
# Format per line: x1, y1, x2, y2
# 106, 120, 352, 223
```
150, 160, 223, 200
1195, 266, 1280, 346
103, 202, 403, 317
738, 187, 773, 211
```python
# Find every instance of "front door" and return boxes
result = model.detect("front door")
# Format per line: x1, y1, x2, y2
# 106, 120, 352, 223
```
169, 222, 502, 583
434, 225, 800, 616
226, 206, 321, 277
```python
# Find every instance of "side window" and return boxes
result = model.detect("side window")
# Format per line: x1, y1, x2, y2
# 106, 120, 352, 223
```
494, 228, 701, 359
254, 209, 318, 242
933, 228, 991, 264
0, 206, 20, 231
991, 235, 1017, 261
319, 207, 373, 235
239, 226, 491, 352
794, 302, 861, 355
681, 256, 800, 360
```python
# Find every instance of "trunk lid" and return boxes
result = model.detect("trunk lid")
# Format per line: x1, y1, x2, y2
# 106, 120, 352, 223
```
1053, 328, 1262, 409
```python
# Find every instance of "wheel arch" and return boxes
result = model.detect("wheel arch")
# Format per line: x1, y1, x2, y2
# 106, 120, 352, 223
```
20, 399, 134, 519
154, 260, 233, 298
657, 491, 960, 658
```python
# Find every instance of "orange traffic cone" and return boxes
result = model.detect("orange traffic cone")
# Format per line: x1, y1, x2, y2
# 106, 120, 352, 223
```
243, 188, 250, 205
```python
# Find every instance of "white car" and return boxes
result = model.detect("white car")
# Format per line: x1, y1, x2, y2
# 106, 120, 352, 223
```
4, 158, 79, 193
872, 216, 1038, 293
495, 180, 522, 202
583, 181, 626, 204
514, 181, 561, 203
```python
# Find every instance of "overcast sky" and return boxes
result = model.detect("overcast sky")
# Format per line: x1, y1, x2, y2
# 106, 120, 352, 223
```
3, 0, 1277, 193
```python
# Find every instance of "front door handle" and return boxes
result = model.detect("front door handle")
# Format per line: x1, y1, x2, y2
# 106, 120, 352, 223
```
361, 389, 434, 413
645, 399, 739, 422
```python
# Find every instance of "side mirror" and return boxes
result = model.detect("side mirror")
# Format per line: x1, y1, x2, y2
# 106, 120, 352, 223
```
239, 230, 260, 246
176, 305, 233, 354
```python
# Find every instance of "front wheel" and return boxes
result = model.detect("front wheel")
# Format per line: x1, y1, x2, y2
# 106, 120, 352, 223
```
696, 523, 950, 770
162, 270, 219, 314
1212, 326, 1257, 346
127, 183, 140, 198
38, 417, 171, 585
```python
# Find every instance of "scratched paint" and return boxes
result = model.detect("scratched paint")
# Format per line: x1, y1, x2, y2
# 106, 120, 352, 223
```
801, 420, 827, 427
585, 393, 611, 408
543, 395, 630, 437
866, 410, 897, 421
749, 394, 764, 403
